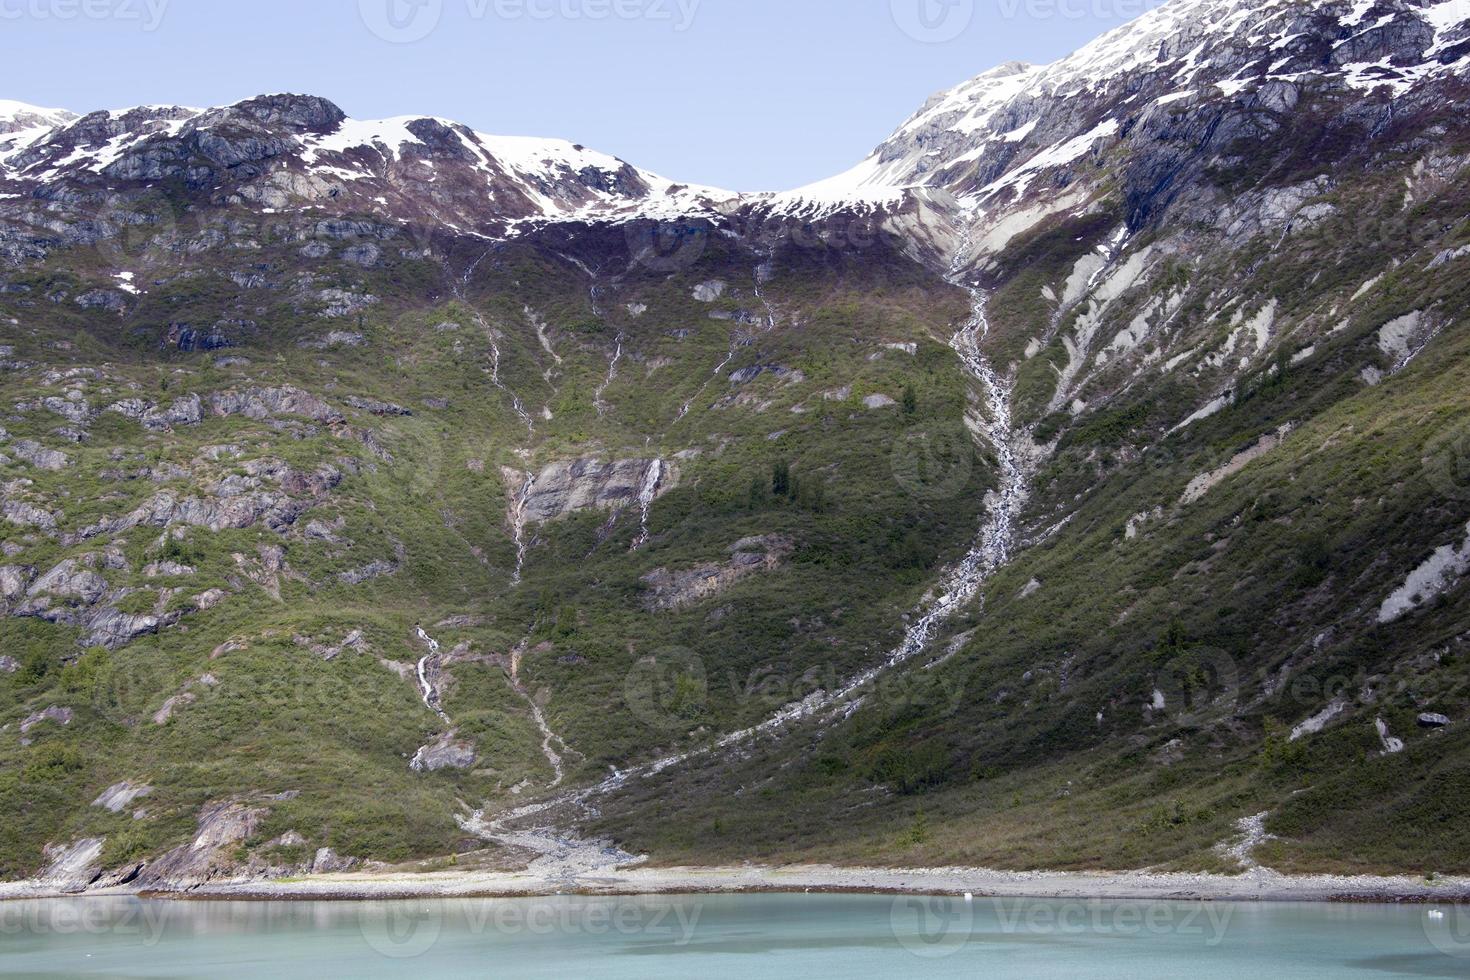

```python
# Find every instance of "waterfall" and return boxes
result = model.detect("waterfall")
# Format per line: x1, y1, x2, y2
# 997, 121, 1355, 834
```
413, 626, 449, 722
632, 459, 663, 551
510, 471, 537, 585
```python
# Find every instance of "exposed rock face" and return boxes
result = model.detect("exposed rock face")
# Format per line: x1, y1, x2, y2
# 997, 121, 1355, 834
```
136, 798, 272, 888
142, 561, 195, 578
166, 322, 243, 353
209, 386, 341, 424
109, 393, 205, 431
83, 608, 165, 649
11, 440, 68, 470
233, 544, 296, 600
294, 629, 366, 661
728, 365, 804, 385
410, 731, 477, 772
508, 458, 677, 525
75, 462, 341, 542
93, 781, 153, 813
316, 289, 377, 319
76, 489, 307, 539
310, 847, 359, 873
641, 535, 794, 612
338, 559, 399, 585
341, 243, 380, 267
1180, 429, 1288, 505
40, 394, 92, 424
0, 565, 36, 601
692, 280, 726, 302
24, 559, 107, 606
344, 396, 411, 416
75, 289, 127, 313
39, 838, 105, 892
301, 330, 366, 349
3, 502, 60, 531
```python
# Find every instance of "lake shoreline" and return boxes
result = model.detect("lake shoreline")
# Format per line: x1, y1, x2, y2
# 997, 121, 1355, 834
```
6, 864, 1470, 905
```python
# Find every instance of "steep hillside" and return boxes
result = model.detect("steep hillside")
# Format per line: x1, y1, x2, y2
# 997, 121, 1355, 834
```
1, 0, 1469, 888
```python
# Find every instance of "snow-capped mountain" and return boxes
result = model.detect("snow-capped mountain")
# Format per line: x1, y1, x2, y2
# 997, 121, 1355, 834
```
780, 0, 1468, 202
2, 0, 1464, 260
767, 0, 1468, 264
0, 100, 77, 136
0, 93, 734, 239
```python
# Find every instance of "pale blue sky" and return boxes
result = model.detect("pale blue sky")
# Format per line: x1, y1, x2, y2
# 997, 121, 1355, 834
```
2, 0, 1165, 191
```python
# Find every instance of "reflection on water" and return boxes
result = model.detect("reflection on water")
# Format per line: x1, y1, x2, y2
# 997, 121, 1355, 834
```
0, 893, 1467, 978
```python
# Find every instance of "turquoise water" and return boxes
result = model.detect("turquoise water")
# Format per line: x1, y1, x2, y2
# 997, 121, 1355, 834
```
1, 893, 1468, 977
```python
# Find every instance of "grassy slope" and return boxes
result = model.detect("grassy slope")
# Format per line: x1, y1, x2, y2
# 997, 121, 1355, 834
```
0, 215, 988, 877
588, 149, 1470, 876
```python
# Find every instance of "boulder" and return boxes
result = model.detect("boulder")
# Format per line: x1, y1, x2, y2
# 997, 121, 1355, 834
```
20, 705, 74, 734
1418, 713, 1452, 729
410, 732, 477, 772
310, 847, 359, 873
692, 280, 726, 302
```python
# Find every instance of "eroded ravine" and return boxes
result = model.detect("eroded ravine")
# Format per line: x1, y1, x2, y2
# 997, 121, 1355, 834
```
463, 228, 1040, 876
447, 252, 536, 437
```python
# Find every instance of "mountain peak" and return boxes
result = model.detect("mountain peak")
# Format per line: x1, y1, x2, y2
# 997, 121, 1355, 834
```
217, 93, 347, 133
0, 99, 76, 135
